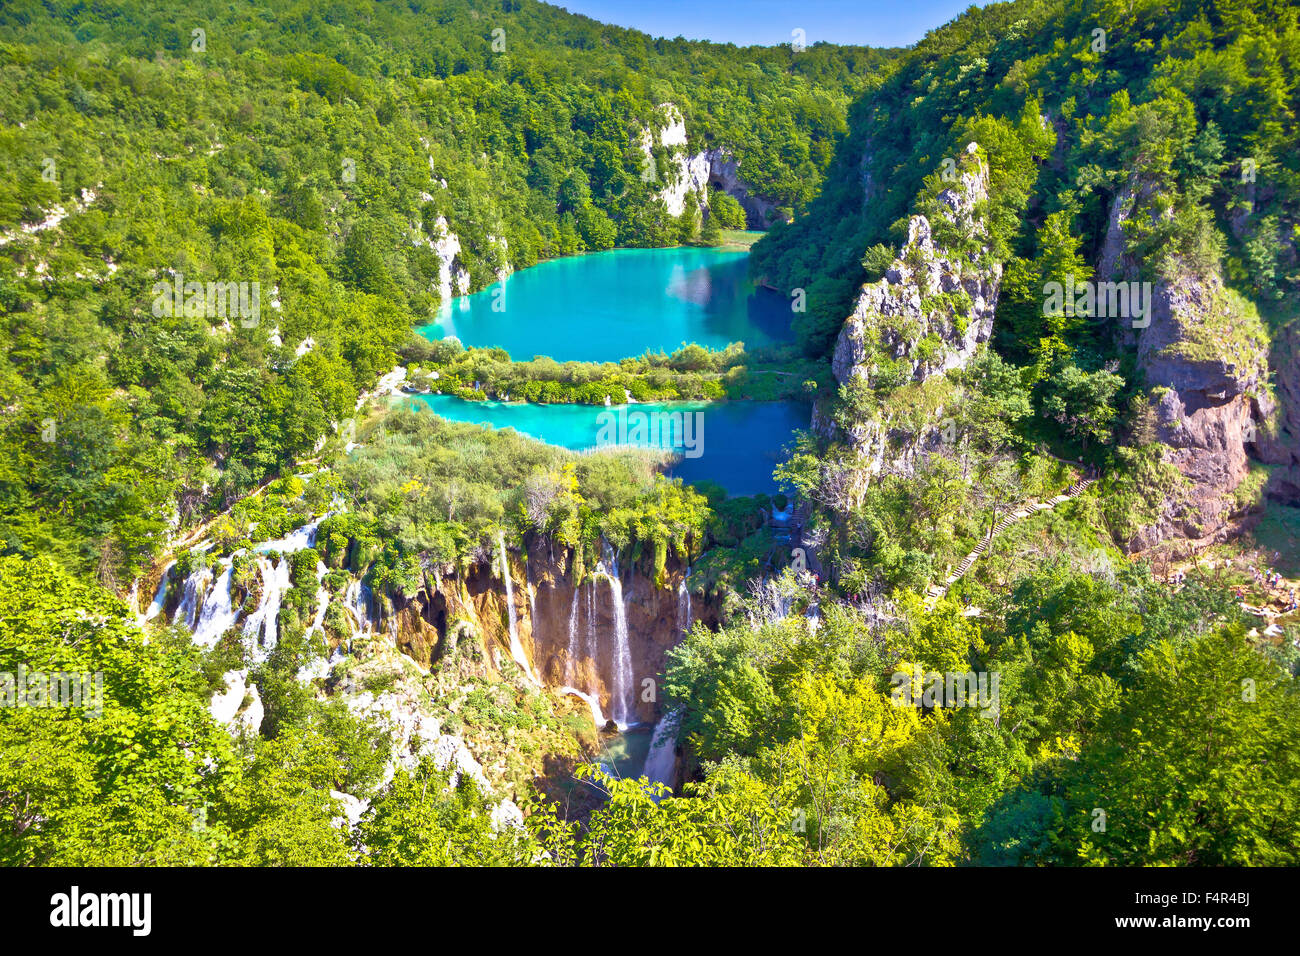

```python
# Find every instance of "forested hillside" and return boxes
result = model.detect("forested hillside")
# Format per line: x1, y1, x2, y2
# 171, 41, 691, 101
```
755, 0, 1299, 353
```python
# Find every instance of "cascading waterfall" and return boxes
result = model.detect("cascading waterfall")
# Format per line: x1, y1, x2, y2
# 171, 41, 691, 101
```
677, 569, 693, 636
496, 531, 536, 683
597, 541, 635, 728
565, 587, 581, 685
242, 555, 291, 661
144, 561, 174, 620
173, 565, 213, 630
167, 515, 325, 653
256, 515, 324, 554
343, 578, 374, 636
565, 578, 608, 727
559, 686, 607, 728
192, 564, 237, 647
584, 580, 597, 671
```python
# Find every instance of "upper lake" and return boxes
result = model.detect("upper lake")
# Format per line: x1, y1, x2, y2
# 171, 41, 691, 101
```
421, 246, 793, 362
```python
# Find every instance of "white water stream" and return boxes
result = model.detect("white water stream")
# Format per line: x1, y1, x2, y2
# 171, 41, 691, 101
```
497, 531, 537, 684
596, 541, 635, 728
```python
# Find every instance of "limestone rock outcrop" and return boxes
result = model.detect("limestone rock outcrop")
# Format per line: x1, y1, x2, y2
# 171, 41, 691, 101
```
1129, 273, 1273, 551
825, 142, 999, 481
638, 102, 781, 228
1092, 170, 1277, 552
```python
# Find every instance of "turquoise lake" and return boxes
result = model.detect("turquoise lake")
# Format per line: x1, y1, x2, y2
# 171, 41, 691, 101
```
421, 246, 793, 362
406, 394, 807, 497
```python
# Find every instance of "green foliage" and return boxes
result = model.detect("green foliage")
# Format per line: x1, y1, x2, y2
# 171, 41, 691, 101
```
358, 759, 533, 866
708, 190, 747, 230
331, 406, 711, 577
0, 554, 364, 865
406, 337, 827, 404
754, 0, 1300, 363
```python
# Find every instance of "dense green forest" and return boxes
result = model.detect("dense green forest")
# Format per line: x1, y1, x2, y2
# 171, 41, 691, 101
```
3, 0, 1300, 871
7, 543, 1297, 865
755, 0, 1299, 355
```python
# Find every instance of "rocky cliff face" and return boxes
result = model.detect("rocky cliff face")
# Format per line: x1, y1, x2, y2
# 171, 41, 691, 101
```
1258, 319, 1300, 505
1128, 273, 1272, 551
639, 103, 781, 228
824, 142, 999, 479
383, 537, 712, 727
1096, 174, 1276, 553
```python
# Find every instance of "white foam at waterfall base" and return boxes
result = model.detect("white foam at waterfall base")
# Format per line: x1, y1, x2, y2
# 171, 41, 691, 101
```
496, 531, 536, 683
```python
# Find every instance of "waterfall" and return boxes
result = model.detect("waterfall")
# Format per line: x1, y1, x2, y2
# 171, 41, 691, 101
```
192, 564, 237, 647
677, 570, 693, 636
242, 556, 291, 661
144, 562, 174, 620
584, 579, 597, 673
560, 686, 607, 728
255, 515, 324, 554
173, 564, 213, 630
242, 514, 325, 654
597, 541, 635, 728
496, 531, 536, 683
167, 517, 326, 656
643, 709, 681, 797
343, 578, 374, 636
565, 587, 581, 684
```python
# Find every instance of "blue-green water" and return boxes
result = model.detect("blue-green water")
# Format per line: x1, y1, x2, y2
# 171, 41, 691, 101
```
405, 394, 806, 497
422, 247, 792, 362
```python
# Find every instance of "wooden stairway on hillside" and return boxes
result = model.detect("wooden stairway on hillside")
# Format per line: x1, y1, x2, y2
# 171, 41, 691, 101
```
923, 476, 1097, 608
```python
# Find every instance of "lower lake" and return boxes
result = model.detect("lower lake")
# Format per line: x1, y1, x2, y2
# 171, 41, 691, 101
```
406, 394, 808, 497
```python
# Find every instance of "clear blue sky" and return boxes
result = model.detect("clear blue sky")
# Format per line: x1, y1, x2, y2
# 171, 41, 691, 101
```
554, 0, 986, 48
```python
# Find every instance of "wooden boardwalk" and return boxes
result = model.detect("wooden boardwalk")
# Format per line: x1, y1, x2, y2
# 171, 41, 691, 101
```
924, 476, 1097, 609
